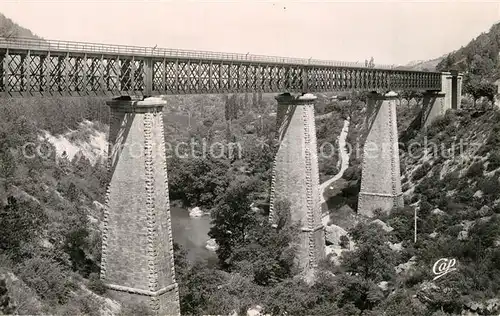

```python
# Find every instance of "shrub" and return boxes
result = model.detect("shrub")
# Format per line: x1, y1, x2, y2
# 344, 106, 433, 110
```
477, 176, 500, 198
59, 294, 102, 316
487, 151, 500, 171
0, 196, 48, 257
342, 166, 361, 181
466, 161, 484, 178
411, 162, 432, 181
16, 255, 74, 304
339, 235, 350, 249
0, 276, 15, 315
87, 273, 106, 295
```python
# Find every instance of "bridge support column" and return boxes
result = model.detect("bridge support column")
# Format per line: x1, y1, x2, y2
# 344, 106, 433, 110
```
270, 92, 324, 282
101, 97, 180, 315
358, 92, 403, 217
422, 91, 446, 128
451, 71, 463, 110
441, 71, 463, 111
0, 54, 4, 92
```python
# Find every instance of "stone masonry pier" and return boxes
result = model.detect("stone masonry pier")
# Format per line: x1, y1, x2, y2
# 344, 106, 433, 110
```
101, 97, 180, 315
269, 92, 325, 280
358, 92, 403, 217
422, 71, 463, 128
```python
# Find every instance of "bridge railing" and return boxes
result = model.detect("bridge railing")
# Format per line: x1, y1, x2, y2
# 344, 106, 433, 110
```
0, 36, 398, 70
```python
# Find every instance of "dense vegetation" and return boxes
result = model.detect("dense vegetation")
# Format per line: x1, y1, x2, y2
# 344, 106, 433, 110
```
437, 23, 500, 106
2, 13, 500, 316
0, 98, 109, 315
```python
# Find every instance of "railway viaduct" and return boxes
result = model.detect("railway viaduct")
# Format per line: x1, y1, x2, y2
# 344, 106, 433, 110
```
0, 37, 462, 315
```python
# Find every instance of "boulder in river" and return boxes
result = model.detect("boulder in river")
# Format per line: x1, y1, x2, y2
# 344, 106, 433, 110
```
205, 238, 219, 252
189, 206, 204, 218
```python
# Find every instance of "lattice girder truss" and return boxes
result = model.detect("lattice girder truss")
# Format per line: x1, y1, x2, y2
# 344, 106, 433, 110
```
0, 48, 442, 97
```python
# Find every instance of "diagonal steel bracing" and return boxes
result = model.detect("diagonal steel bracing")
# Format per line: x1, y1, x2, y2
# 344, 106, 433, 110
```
0, 37, 442, 97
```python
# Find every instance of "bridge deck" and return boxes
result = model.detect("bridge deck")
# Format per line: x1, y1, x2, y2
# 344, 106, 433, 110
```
0, 37, 442, 97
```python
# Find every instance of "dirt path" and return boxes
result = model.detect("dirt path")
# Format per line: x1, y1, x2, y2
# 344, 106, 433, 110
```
319, 119, 350, 205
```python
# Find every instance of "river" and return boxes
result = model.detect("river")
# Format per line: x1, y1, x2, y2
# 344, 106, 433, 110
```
170, 206, 217, 264
170, 119, 350, 263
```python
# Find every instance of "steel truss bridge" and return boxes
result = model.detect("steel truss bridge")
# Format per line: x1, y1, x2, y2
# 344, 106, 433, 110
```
0, 37, 442, 97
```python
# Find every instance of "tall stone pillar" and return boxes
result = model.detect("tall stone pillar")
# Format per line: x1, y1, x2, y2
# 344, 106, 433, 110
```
269, 92, 324, 281
450, 70, 463, 109
101, 97, 180, 315
422, 91, 446, 128
441, 72, 453, 112
358, 92, 403, 217
456, 73, 463, 108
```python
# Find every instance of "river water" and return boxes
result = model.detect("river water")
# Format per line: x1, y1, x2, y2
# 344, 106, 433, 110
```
170, 206, 217, 264
169, 118, 350, 263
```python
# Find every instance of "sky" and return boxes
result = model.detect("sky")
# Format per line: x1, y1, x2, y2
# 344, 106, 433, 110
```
2, 0, 500, 65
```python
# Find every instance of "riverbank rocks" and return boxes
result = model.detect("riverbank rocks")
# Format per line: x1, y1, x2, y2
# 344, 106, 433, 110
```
457, 230, 468, 240
431, 208, 446, 216
473, 190, 483, 198
388, 242, 403, 252
246, 305, 270, 316
250, 202, 260, 212
478, 205, 491, 216
325, 224, 348, 246
325, 243, 356, 267
189, 206, 204, 218
205, 238, 219, 252
370, 219, 394, 232
325, 246, 343, 266
395, 256, 417, 274
93, 200, 105, 212
464, 298, 500, 315
322, 214, 330, 227
378, 281, 389, 291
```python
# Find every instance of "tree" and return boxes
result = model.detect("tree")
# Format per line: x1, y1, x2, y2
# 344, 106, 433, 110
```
371, 289, 427, 316
463, 74, 497, 106
337, 275, 384, 312
16, 255, 74, 304
167, 157, 231, 209
230, 199, 297, 285
177, 261, 232, 315
0, 196, 48, 256
400, 90, 424, 105
208, 178, 258, 267
336, 222, 398, 312
224, 94, 238, 121
341, 223, 396, 282
441, 53, 456, 71
0, 277, 15, 315
257, 92, 263, 110
244, 93, 249, 111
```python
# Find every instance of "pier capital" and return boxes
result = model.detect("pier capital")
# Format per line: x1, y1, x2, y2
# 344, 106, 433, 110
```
275, 92, 318, 105
106, 96, 166, 113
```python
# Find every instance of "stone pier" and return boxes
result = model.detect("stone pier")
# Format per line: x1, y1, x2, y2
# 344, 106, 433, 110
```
358, 92, 403, 217
450, 70, 463, 110
441, 71, 463, 111
422, 71, 463, 128
422, 92, 446, 129
269, 92, 325, 280
101, 97, 180, 315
